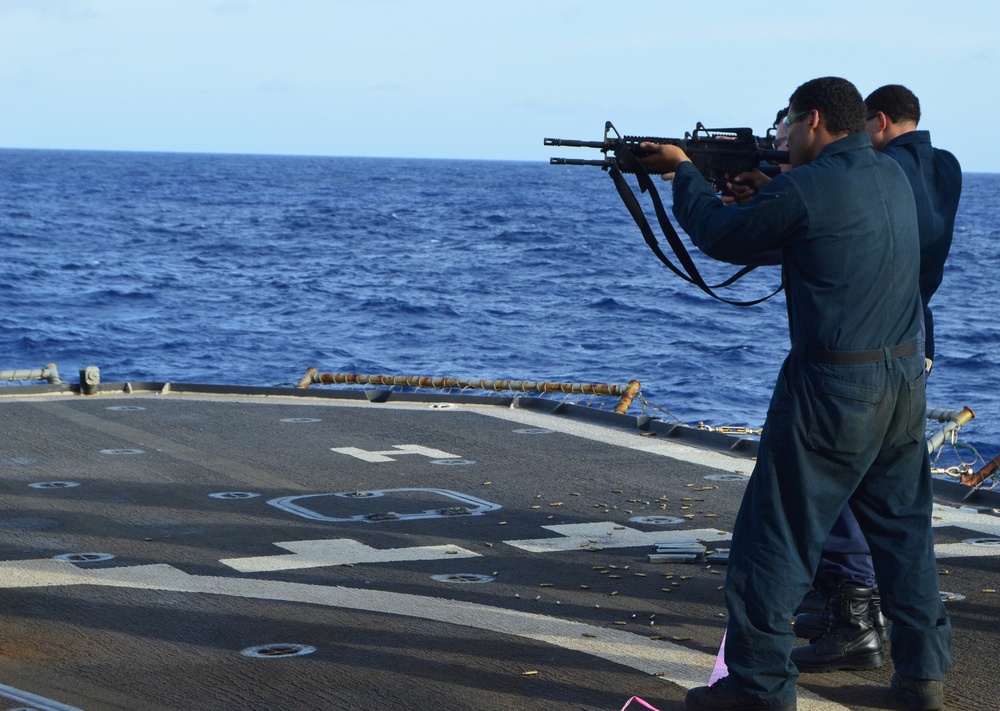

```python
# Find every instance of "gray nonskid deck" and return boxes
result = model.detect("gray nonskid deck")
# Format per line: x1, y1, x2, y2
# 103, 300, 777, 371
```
1, 388, 997, 710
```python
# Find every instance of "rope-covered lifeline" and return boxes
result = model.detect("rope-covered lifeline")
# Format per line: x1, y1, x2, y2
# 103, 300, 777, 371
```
296, 369, 642, 414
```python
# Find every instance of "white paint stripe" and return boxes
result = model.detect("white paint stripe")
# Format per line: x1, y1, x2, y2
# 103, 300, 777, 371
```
934, 543, 1000, 559
505, 522, 730, 553
220, 539, 480, 573
330, 444, 460, 463
0, 559, 848, 710
0, 682, 83, 711
931, 505, 1000, 559
470, 406, 753, 473
932, 504, 1000, 536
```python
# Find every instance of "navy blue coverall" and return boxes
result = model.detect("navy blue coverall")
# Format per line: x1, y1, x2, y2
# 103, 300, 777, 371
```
671, 132, 952, 705
814, 130, 963, 595
883, 130, 962, 364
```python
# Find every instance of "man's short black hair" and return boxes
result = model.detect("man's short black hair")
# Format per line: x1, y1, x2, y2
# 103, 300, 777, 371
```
788, 77, 866, 134
864, 84, 921, 125
774, 106, 789, 128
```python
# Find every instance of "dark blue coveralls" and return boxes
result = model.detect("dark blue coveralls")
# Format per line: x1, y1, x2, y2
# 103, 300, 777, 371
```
883, 130, 962, 363
814, 130, 963, 595
671, 132, 952, 705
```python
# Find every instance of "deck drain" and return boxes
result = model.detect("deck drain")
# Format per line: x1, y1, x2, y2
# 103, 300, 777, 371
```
106, 406, 146, 411
209, 492, 261, 500
28, 481, 80, 489
241, 643, 316, 659
704, 474, 749, 482
430, 403, 457, 409
432, 573, 495, 584
430, 459, 476, 466
53, 552, 115, 563
280, 418, 321, 423
940, 591, 966, 602
335, 491, 383, 499
365, 512, 400, 521
513, 428, 555, 435
100, 449, 146, 455
963, 537, 1000, 547
629, 515, 684, 525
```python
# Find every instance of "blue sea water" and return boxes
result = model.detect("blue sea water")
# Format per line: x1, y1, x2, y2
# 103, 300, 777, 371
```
2, 149, 999, 464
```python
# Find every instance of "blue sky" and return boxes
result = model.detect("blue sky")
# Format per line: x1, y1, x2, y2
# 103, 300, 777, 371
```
1, 0, 996, 171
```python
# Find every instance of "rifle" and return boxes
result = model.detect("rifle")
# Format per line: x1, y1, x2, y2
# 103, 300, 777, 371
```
545, 121, 788, 193
543, 121, 786, 306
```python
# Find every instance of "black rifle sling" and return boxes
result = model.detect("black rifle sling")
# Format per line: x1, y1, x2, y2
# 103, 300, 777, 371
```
609, 148, 782, 307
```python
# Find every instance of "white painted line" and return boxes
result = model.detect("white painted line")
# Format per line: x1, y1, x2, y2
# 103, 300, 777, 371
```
505, 522, 731, 553
934, 543, 1000, 559
268, 488, 501, 522
0, 559, 848, 710
220, 538, 480, 573
502, 512, 1000, 563
330, 444, 460, 463
470, 406, 753, 474
931, 505, 1000, 559
932, 504, 1000, 536
0, 682, 83, 711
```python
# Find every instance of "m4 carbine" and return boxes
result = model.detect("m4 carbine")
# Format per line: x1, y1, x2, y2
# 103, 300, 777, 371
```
545, 121, 788, 192
544, 121, 788, 306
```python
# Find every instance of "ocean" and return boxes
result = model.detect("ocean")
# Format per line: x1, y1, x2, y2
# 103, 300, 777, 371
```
2, 148, 998, 468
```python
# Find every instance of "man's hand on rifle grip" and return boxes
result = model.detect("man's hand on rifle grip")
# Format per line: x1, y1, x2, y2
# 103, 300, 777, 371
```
721, 170, 771, 204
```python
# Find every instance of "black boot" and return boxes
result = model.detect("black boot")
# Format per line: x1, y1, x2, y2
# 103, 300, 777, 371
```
685, 676, 796, 711
793, 587, 827, 615
868, 588, 889, 639
794, 586, 889, 641
790, 584, 885, 673
890, 672, 944, 711
792, 608, 831, 641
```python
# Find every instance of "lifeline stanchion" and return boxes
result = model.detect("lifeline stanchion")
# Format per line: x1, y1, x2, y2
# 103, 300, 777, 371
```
925, 406, 976, 454
0, 363, 61, 384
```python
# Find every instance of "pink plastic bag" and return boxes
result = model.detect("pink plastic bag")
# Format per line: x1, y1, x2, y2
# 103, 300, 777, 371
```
620, 631, 728, 711
709, 631, 728, 685
619, 696, 662, 711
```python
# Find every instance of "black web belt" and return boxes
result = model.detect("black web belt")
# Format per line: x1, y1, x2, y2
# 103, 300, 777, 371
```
805, 340, 919, 365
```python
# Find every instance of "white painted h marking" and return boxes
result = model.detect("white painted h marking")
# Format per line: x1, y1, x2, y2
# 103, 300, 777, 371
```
330, 444, 460, 463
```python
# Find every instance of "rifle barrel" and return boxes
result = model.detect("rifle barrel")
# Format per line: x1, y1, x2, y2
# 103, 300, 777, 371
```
544, 138, 607, 149
549, 158, 611, 167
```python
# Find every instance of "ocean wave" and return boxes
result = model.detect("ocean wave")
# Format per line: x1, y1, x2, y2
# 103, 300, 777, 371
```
2, 150, 997, 455
87, 288, 159, 301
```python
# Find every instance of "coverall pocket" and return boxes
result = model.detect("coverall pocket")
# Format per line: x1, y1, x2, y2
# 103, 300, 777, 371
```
804, 372, 879, 457
905, 367, 928, 444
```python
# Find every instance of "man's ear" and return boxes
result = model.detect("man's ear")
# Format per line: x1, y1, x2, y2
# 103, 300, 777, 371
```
873, 111, 889, 133
804, 108, 822, 134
